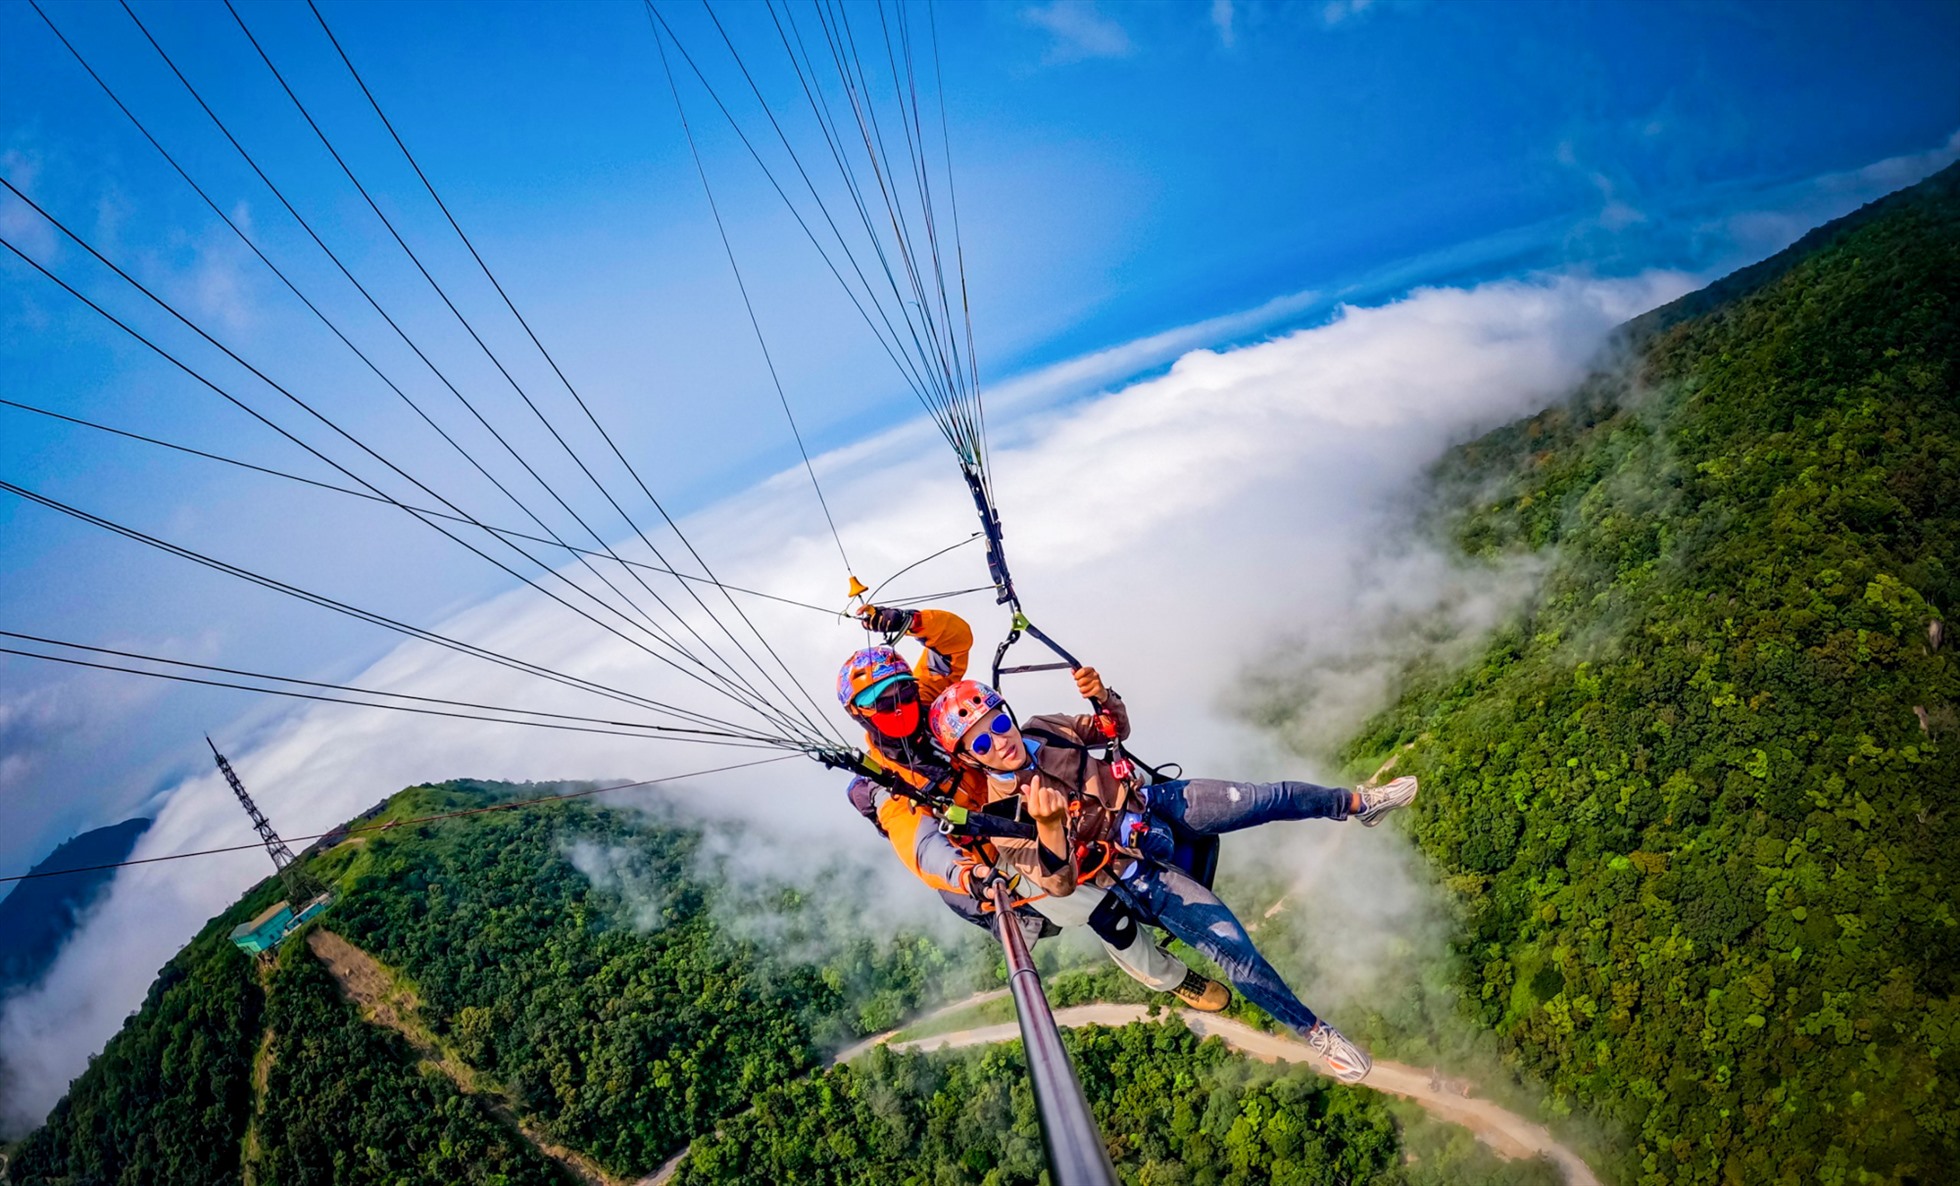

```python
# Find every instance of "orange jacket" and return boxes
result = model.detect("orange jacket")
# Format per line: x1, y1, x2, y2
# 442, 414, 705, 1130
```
854, 609, 993, 895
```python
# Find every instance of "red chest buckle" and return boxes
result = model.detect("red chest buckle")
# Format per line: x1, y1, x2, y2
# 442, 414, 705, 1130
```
1109, 757, 1135, 783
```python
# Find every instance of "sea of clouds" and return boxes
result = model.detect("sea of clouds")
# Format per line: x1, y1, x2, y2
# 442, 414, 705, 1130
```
0, 266, 1689, 1133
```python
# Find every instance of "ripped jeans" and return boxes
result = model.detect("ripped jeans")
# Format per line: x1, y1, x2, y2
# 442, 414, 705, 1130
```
1146, 778, 1351, 831
1110, 779, 1352, 1034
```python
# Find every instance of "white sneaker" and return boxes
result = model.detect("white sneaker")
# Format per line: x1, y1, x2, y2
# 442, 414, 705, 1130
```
1356, 776, 1418, 827
1304, 1021, 1372, 1083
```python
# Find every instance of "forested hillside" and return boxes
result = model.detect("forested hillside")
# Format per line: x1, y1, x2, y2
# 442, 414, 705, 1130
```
5, 782, 990, 1185
676, 1021, 1560, 1186
1338, 162, 1960, 1184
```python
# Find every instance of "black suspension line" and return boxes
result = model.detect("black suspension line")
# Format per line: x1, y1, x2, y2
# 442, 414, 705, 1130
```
0, 632, 790, 748
824, 1, 968, 442
209, 1, 831, 747
0, 397, 841, 617
653, 3, 957, 444
818, 0, 970, 445
0, 201, 819, 745
676, 1, 984, 474
768, 0, 952, 416
35, 2, 763, 719
92, 2, 814, 739
926, 0, 984, 459
0, 475, 783, 740
650, 11, 857, 579
290, 0, 847, 748
860, 531, 980, 603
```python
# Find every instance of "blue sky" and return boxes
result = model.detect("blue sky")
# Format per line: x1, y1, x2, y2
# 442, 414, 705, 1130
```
1, 0, 1957, 875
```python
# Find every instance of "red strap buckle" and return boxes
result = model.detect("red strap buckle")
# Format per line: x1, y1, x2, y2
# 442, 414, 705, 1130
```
1109, 757, 1135, 783
1096, 712, 1120, 739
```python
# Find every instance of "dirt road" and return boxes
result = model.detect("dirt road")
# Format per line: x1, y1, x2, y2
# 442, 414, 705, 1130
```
883, 1004, 1602, 1186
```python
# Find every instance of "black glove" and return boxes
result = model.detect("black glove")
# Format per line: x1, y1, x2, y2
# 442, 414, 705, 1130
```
845, 776, 883, 832
965, 863, 1020, 904
858, 604, 916, 635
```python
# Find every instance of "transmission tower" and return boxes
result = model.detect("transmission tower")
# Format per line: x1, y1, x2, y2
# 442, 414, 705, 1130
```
208, 737, 318, 903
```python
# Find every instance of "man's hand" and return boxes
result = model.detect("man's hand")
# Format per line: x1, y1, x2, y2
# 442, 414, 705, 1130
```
1024, 774, 1070, 824
966, 863, 1019, 903
1072, 665, 1107, 702
855, 604, 915, 634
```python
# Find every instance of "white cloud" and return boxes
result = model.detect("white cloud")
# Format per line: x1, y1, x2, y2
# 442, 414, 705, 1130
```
1714, 128, 1960, 259
0, 149, 58, 263
1321, 0, 1377, 28
1022, 1, 1133, 63
1557, 141, 1649, 235
1211, 0, 1237, 48
0, 265, 1690, 1132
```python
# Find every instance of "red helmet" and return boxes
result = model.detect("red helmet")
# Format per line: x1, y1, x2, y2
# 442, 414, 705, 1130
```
928, 679, 1006, 754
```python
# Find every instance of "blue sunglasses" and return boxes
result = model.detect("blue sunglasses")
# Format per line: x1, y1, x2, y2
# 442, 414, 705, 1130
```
966, 712, 1016, 754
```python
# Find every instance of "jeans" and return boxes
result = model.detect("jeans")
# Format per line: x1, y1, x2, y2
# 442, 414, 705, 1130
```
1031, 881, 1187, 992
1143, 778, 1350, 832
1112, 862, 1321, 1033
1108, 778, 1352, 1035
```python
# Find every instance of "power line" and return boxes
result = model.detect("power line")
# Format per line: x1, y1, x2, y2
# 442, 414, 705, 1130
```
0, 755, 799, 885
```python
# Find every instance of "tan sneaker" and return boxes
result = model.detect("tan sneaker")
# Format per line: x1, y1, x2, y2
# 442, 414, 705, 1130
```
1171, 969, 1231, 1012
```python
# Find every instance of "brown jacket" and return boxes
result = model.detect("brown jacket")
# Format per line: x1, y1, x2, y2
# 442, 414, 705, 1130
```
977, 691, 1136, 897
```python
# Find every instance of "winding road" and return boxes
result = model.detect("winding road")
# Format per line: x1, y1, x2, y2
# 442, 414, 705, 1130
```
882, 1002, 1601, 1186
644, 991, 1602, 1186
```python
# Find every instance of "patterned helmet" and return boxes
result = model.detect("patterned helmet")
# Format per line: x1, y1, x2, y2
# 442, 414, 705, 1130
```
928, 679, 1006, 753
837, 646, 912, 708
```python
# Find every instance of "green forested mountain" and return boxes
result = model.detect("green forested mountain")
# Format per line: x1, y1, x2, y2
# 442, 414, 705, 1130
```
6, 783, 989, 1185
9, 165, 1957, 1186
1341, 161, 1960, 1184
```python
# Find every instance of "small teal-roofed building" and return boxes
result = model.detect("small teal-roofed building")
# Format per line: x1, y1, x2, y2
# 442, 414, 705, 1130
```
228, 893, 331, 955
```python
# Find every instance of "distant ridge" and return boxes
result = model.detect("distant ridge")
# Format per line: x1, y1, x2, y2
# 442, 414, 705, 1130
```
1622, 158, 1960, 341
0, 818, 152, 995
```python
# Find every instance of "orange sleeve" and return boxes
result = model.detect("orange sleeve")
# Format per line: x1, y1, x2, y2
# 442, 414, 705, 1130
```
876, 793, 987, 895
907, 609, 972, 704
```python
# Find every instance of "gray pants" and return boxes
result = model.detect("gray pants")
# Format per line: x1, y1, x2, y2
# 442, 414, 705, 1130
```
1031, 881, 1186, 991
